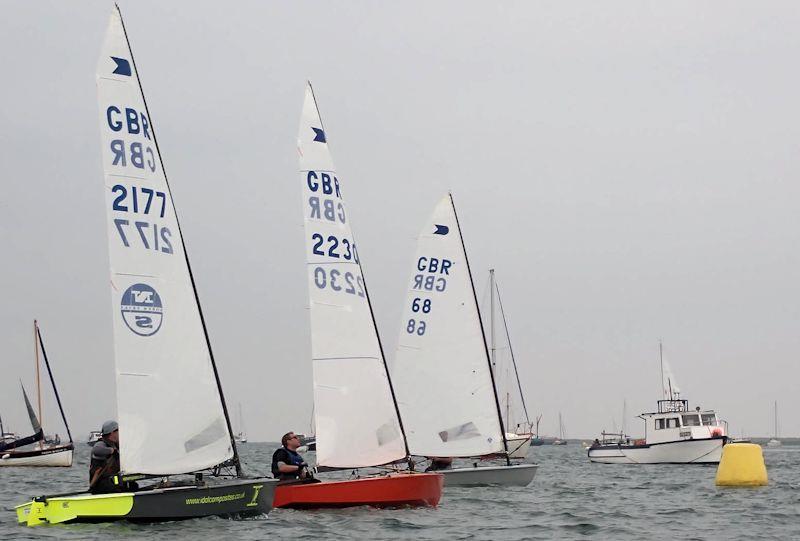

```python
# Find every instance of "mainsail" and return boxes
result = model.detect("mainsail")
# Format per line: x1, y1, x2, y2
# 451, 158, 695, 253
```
96, 8, 233, 475
392, 195, 507, 457
20, 384, 42, 436
298, 83, 407, 468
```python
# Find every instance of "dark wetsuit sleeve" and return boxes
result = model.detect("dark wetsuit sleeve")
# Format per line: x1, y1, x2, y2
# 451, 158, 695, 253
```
271, 448, 290, 478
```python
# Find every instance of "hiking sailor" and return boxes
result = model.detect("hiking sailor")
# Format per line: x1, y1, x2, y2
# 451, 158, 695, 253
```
89, 420, 138, 494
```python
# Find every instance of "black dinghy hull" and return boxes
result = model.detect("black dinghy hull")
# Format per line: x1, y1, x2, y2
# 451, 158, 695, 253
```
16, 478, 278, 526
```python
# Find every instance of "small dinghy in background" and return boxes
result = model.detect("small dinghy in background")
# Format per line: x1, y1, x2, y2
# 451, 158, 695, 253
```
16, 7, 275, 526
271, 83, 442, 510
1, 321, 74, 468
391, 195, 538, 487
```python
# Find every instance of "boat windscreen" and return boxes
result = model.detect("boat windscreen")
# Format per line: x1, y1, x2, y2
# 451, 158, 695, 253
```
700, 413, 717, 426
681, 414, 701, 426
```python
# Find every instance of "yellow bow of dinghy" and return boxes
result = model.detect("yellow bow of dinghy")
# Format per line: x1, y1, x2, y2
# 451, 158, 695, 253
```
16, 492, 135, 526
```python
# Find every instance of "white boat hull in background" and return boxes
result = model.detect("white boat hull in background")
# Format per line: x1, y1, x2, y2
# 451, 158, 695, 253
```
440, 464, 538, 486
506, 434, 532, 459
0, 446, 73, 467
588, 437, 724, 464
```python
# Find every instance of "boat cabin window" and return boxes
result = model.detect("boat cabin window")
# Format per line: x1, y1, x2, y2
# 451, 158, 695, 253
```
701, 414, 717, 426
655, 418, 679, 429
681, 414, 701, 427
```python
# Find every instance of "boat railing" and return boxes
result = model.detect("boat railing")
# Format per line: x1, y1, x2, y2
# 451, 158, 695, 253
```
657, 399, 689, 413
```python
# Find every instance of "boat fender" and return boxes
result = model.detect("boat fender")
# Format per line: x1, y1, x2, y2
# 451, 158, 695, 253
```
715, 443, 768, 487
1, 454, 9, 459
711, 428, 723, 437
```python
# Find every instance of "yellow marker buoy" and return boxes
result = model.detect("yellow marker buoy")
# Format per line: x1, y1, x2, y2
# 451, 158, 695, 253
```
715, 442, 768, 486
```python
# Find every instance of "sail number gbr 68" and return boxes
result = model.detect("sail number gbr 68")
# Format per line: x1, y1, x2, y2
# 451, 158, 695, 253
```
406, 256, 451, 337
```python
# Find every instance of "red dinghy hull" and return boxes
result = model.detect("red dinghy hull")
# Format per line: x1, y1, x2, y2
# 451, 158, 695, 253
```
272, 473, 443, 509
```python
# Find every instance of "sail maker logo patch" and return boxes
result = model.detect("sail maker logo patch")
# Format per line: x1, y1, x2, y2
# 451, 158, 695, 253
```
120, 283, 163, 336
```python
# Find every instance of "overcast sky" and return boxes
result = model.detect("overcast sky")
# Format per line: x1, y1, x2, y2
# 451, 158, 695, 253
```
1, 1, 798, 442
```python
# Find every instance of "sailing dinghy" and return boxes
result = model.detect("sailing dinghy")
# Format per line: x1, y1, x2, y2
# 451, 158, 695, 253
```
16, 7, 275, 526
272, 83, 443, 509
0, 321, 74, 467
392, 195, 538, 487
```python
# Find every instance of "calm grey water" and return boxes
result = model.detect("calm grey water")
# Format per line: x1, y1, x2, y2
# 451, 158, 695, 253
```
1, 442, 798, 540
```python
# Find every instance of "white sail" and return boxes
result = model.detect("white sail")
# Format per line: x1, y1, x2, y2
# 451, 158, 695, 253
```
298, 83, 406, 468
96, 8, 232, 475
392, 195, 506, 457
660, 353, 681, 399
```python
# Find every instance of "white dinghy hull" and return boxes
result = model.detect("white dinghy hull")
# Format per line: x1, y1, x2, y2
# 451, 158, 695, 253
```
440, 464, 538, 487
505, 434, 532, 459
0, 446, 74, 467
588, 437, 725, 464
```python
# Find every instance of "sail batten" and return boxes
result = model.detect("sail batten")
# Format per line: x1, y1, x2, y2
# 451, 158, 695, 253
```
298, 83, 407, 468
96, 7, 233, 475
392, 196, 506, 458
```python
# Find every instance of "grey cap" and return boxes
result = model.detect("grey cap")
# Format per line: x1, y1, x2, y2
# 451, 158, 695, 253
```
101, 420, 118, 435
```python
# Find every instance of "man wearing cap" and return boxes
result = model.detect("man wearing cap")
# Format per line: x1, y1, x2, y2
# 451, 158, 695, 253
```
89, 420, 137, 494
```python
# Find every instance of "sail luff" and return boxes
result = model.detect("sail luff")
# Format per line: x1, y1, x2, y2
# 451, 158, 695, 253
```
307, 83, 411, 461
98, 7, 235, 475
299, 82, 407, 468
113, 6, 241, 476
393, 195, 505, 458
35, 322, 73, 443
448, 194, 510, 463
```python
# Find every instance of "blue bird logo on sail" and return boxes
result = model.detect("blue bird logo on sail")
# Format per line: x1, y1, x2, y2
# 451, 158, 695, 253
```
312, 127, 326, 143
111, 57, 132, 76
433, 224, 449, 235
120, 283, 163, 336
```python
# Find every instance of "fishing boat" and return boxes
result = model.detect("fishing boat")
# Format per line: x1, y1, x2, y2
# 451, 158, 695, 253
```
87, 431, 103, 446
271, 83, 442, 509
1, 321, 74, 468
767, 401, 781, 447
588, 343, 727, 464
484, 269, 533, 459
15, 7, 275, 526
552, 413, 568, 445
391, 194, 538, 487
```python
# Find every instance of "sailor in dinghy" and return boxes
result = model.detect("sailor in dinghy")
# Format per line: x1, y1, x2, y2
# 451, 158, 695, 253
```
15, 7, 276, 526
270, 83, 443, 509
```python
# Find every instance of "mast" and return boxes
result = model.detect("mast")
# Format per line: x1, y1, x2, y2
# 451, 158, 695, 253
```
115, 5, 242, 476
306, 82, 412, 463
449, 193, 511, 465
494, 276, 532, 429
774, 401, 778, 439
659, 340, 665, 400
490, 269, 496, 370
35, 321, 73, 443
33, 321, 42, 445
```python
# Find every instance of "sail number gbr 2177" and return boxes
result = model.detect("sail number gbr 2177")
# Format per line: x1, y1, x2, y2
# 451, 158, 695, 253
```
111, 184, 173, 254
